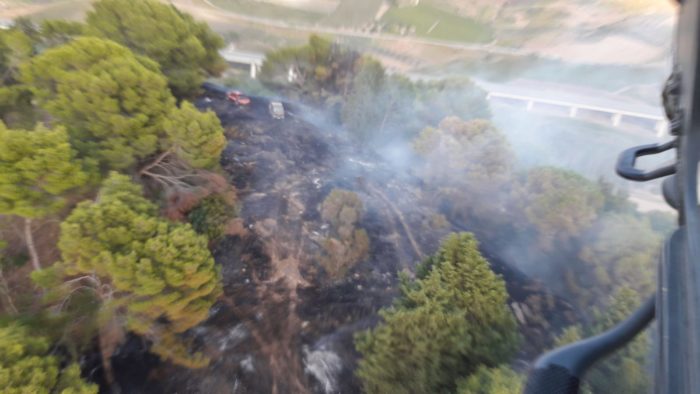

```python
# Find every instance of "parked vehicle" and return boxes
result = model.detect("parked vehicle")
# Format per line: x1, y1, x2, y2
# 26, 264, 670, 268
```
227, 90, 251, 106
269, 101, 285, 119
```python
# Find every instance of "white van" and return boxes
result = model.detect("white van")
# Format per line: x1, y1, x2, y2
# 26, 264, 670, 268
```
269, 101, 285, 120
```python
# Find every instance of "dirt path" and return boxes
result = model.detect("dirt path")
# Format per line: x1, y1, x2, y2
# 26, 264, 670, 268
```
367, 184, 424, 260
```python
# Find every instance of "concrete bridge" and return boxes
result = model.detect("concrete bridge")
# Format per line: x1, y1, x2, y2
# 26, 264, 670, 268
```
220, 46, 265, 79
477, 79, 668, 137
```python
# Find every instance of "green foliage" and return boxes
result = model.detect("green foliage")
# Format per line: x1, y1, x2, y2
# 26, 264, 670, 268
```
187, 195, 235, 241
0, 28, 35, 79
39, 20, 85, 47
54, 173, 221, 365
0, 324, 97, 394
0, 123, 89, 218
341, 57, 387, 142
319, 189, 369, 280
557, 288, 651, 394
516, 167, 604, 249
414, 117, 511, 184
21, 37, 174, 171
164, 102, 226, 169
260, 35, 361, 107
577, 214, 660, 304
456, 365, 524, 394
86, 0, 226, 98
413, 78, 491, 126
414, 117, 512, 222
355, 233, 518, 394
0, 27, 37, 128
381, 3, 492, 43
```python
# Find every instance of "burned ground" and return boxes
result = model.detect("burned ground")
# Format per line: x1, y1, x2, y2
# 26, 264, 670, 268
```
109, 95, 578, 393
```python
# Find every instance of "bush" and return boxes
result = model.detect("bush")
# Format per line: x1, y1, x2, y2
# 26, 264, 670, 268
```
187, 195, 236, 241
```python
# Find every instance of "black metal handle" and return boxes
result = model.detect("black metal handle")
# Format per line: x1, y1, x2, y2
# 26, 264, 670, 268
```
616, 140, 676, 181
523, 365, 580, 394
523, 297, 655, 394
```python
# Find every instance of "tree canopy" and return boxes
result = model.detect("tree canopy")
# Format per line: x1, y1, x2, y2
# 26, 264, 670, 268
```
260, 35, 360, 107
516, 166, 604, 249
21, 37, 174, 171
318, 189, 369, 280
355, 232, 518, 394
0, 123, 88, 218
0, 324, 97, 394
456, 365, 524, 394
414, 117, 512, 185
576, 213, 661, 304
53, 173, 221, 365
163, 101, 226, 169
556, 287, 651, 393
86, 0, 226, 98
0, 26, 37, 128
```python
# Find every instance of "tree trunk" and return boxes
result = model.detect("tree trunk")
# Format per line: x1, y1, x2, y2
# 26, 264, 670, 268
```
99, 313, 124, 391
0, 269, 17, 315
24, 218, 41, 271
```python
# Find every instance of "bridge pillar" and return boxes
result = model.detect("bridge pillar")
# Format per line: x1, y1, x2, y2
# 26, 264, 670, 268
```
526, 100, 534, 111
611, 113, 622, 127
250, 63, 258, 79
569, 106, 578, 118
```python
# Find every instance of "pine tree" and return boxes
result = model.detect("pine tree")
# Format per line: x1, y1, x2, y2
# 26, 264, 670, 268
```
21, 37, 174, 171
516, 166, 605, 249
0, 123, 89, 270
554, 287, 651, 394
457, 365, 524, 394
355, 232, 518, 394
0, 324, 97, 394
85, 0, 225, 98
48, 173, 221, 367
318, 189, 369, 280
163, 101, 226, 169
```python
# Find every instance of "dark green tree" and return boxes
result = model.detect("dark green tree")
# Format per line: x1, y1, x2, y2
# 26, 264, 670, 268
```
555, 287, 651, 394
0, 123, 89, 270
260, 35, 361, 107
414, 116, 513, 223
341, 57, 387, 143
413, 78, 491, 126
163, 101, 226, 170
39, 173, 221, 370
456, 365, 524, 394
21, 37, 174, 171
576, 213, 660, 305
39, 20, 85, 47
187, 195, 236, 241
0, 26, 37, 128
86, 0, 226, 98
0, 324, 97, 393
515, 167, 604, 250
318, 189, 369, 280
355, 232, 518, 394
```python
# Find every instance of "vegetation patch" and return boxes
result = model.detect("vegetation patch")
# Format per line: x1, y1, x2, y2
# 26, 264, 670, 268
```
208, 0, 325, 24
382, 3, 492, 43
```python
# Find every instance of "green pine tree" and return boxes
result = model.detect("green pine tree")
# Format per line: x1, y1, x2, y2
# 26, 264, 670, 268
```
0, 324, 97, 394
21, 37, 174, 171
0, 122, 89, 270
86, 0, 226, 98
355, 232, 518, 394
